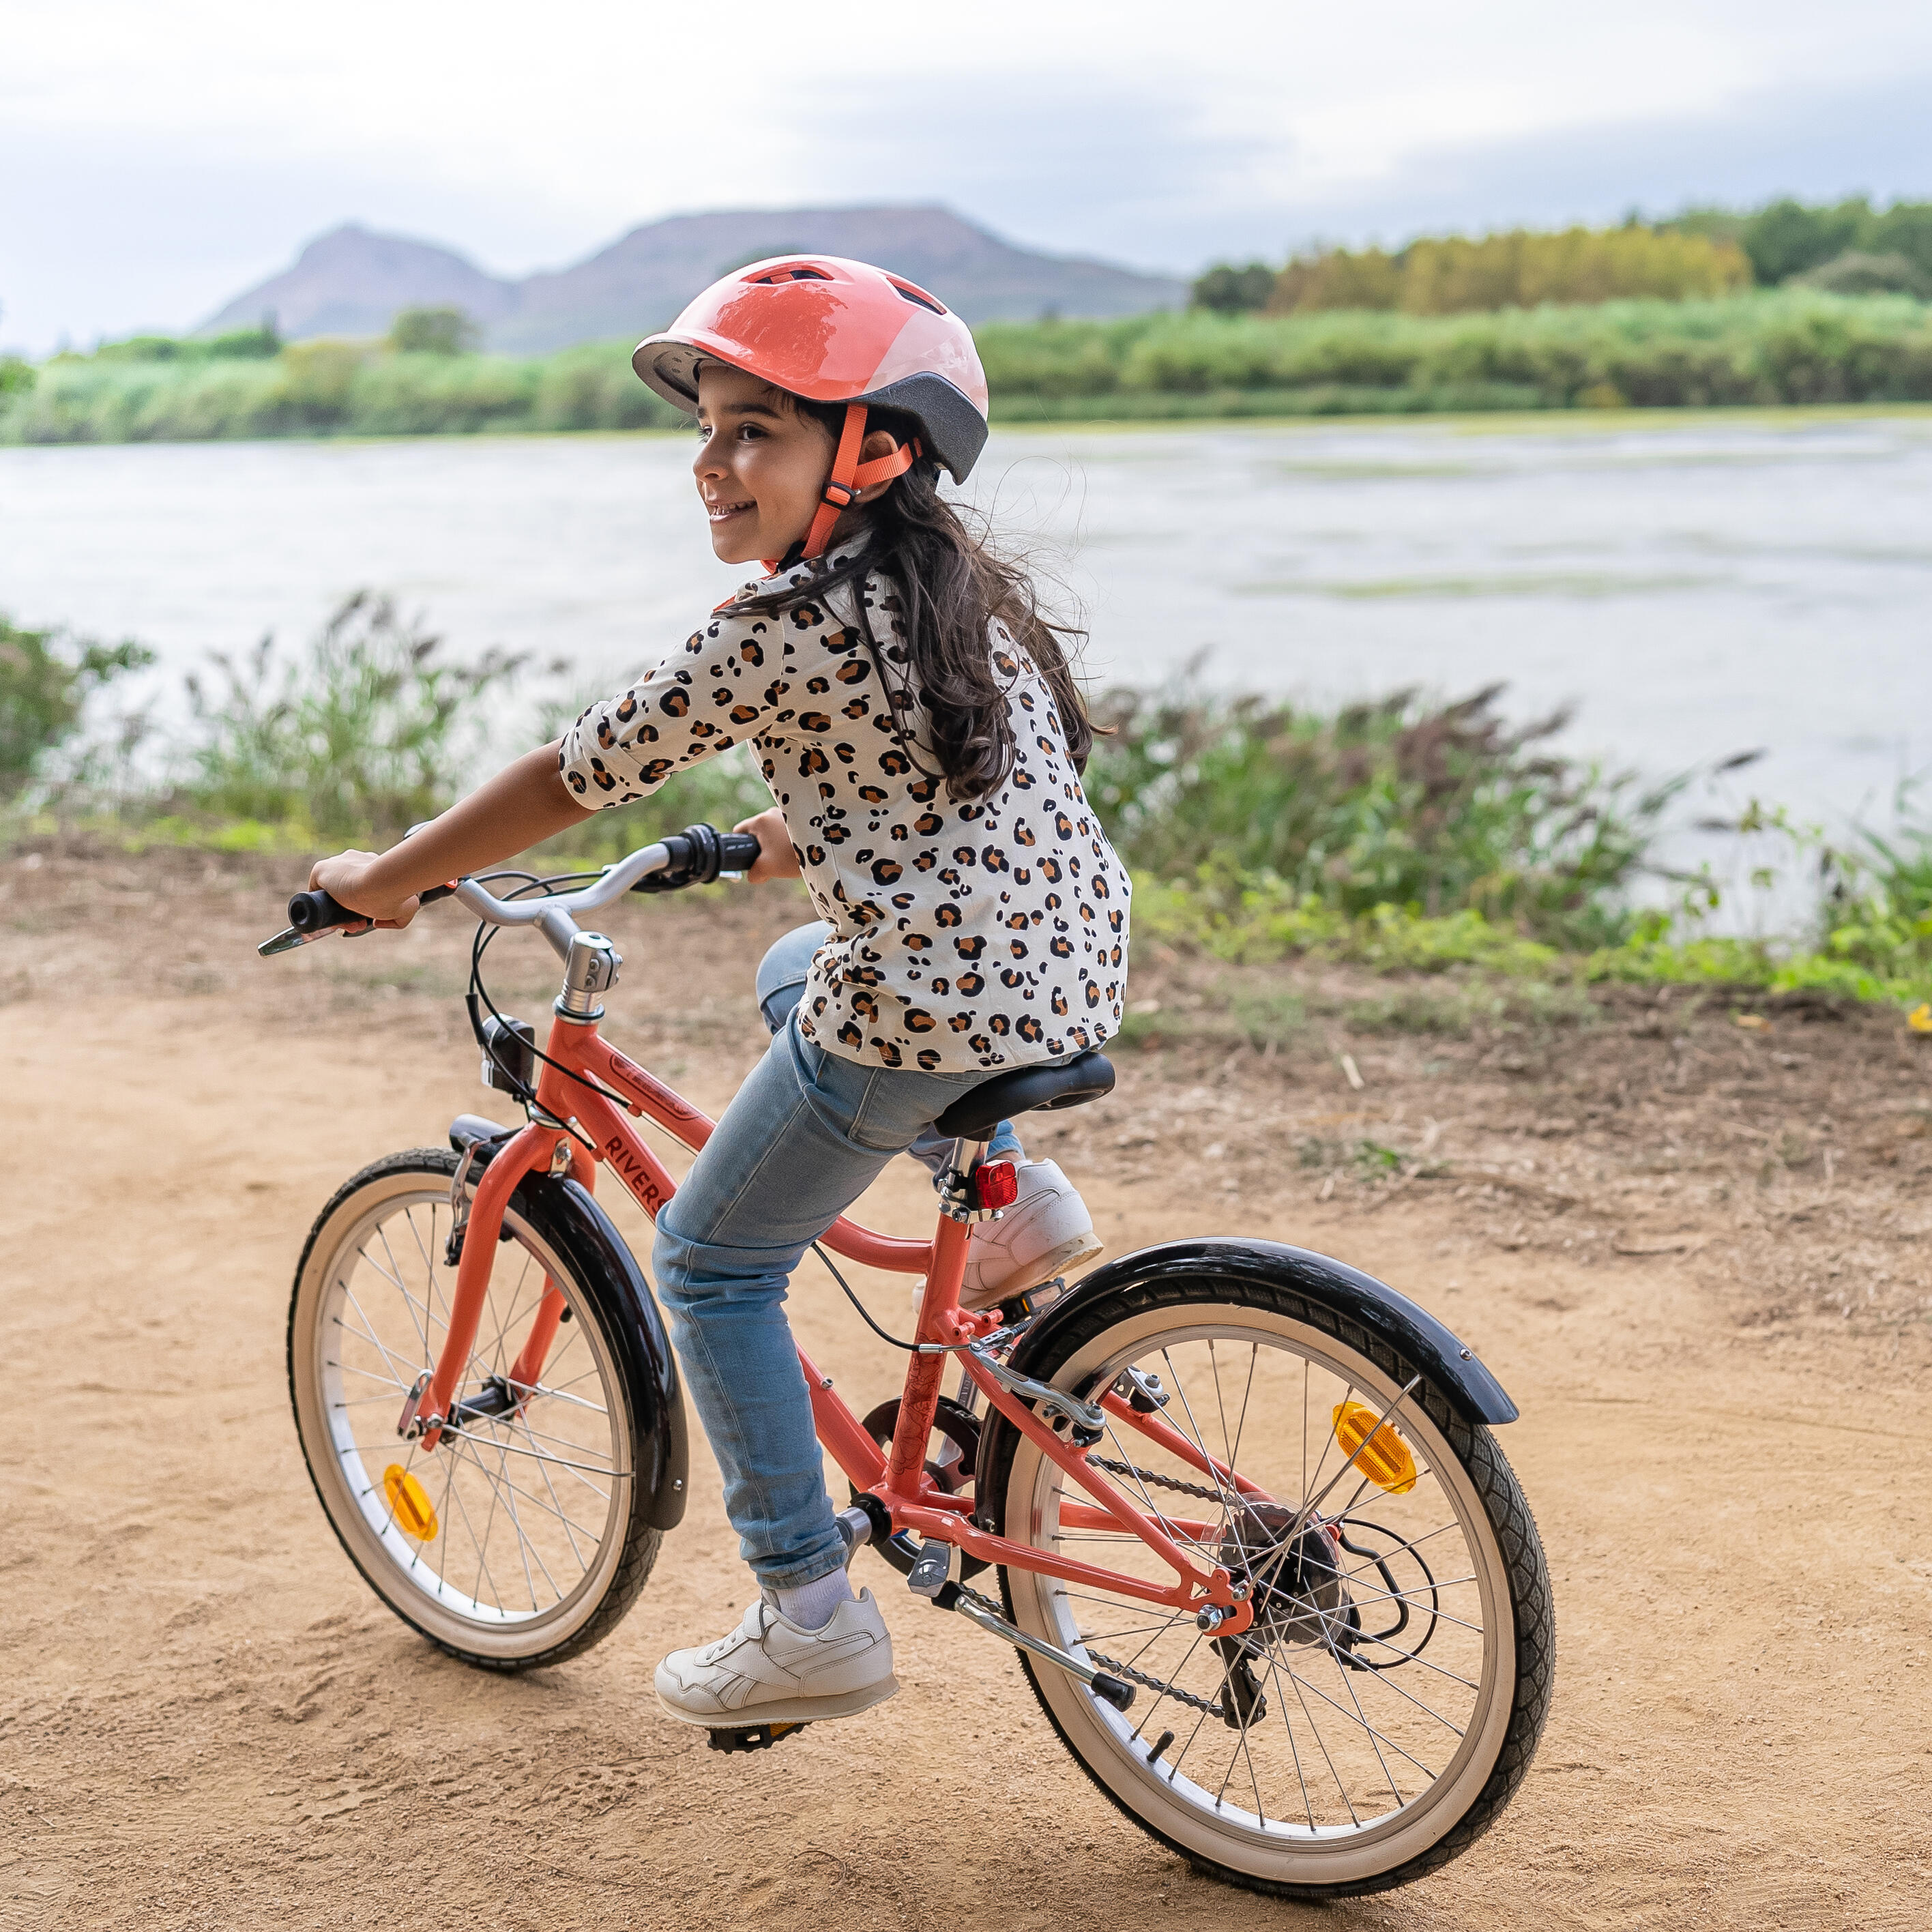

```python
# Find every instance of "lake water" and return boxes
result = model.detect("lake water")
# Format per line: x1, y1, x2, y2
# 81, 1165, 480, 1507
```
5, 413, 1930, 909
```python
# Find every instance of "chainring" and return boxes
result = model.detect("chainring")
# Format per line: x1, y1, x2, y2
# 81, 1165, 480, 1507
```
851, 1395, 989, 1580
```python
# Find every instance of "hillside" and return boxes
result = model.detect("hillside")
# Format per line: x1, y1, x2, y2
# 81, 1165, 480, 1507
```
197, 207, 1186, 348
199, 226, 519, 340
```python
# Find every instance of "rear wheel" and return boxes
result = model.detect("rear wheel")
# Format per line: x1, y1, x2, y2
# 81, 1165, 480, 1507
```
981, 1270, 1553, 1897
288, 1150, 661, 1669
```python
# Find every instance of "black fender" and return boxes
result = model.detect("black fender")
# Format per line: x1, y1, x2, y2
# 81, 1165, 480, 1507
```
1016, 1237, 1518, 1426
451, 1116, 689, 1528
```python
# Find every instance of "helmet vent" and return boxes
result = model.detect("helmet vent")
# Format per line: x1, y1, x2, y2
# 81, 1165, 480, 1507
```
888, 278, 947, 315
744, 264, 833, 284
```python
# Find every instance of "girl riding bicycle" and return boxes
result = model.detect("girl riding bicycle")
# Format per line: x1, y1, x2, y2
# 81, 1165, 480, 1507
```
310, 257, 1131, 1730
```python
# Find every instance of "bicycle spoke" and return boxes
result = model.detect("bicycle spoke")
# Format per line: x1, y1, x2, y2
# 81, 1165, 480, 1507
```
442, 1437, 606, 1552
1280, 1660, 1442, 1781
445, 1437, 569, 1607
518, 1414, 596, 1569
1228, 1342, 1259, 1487
308, 1180, 628, 1638
1259, 1647, 1319, 1830
1001, 1314, 1508, 1854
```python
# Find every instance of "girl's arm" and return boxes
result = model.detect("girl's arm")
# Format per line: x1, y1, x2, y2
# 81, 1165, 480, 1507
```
308, 741, 594, 926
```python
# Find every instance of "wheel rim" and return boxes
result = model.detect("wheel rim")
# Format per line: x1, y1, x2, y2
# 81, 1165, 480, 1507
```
298, 1175, 634, 1656
1001, 1304, 1514, 1887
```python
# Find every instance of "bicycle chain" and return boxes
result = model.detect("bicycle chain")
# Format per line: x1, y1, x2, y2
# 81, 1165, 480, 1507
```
1083, 1649, 1227, 1720
1088, 1455, 1233, 1506
952, 1583, 1229, 1723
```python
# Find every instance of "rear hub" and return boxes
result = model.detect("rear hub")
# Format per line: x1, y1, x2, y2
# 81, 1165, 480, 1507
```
1212, 1502, 1361, 1728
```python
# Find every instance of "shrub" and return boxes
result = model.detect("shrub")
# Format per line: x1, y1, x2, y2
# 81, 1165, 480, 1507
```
0, 616, 153, 798
1271, 226, 1750, 316
1190, 263, 1277, 314
1087, 682, 1680, 949
179, 592, 518, 840
531, 343, 685, 430
1270, 248, 1405, 314
1795, 251, 1932, 299
205, 323, 283, 360
278, 340, 369, 424
1742, 198, 1872, 284
1816, 785, 1932, 985
389, 306, 480, 355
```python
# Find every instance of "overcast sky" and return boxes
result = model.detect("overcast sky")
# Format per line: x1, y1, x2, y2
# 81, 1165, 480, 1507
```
5, 0, 1931, 352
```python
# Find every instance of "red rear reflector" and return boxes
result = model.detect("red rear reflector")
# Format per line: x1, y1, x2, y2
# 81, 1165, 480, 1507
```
974, 1160, 1019, 1211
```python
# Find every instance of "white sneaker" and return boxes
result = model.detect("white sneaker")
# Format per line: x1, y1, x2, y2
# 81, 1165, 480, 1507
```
654, 1589, 898, 1727
961, 1159, 1104, 1311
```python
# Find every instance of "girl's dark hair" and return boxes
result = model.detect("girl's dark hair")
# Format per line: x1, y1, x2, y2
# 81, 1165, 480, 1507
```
737, 400, 1093, 802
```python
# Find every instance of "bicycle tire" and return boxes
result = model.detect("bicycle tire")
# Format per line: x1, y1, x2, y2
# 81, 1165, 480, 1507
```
978, 1267, 1553, 1898
288, 1148, 663, 1671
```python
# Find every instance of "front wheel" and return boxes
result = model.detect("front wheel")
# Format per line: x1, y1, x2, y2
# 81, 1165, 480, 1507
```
288, 1150, 664, 1670
980, 1269, 1553, 1898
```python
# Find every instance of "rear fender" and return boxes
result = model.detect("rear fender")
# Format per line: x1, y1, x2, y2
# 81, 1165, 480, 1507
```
1018, 1237, 1518, 1426
451, 1116, 689, 1528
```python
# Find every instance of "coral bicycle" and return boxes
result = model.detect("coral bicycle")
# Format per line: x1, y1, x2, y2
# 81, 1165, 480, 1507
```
265, 825, 1553, 1899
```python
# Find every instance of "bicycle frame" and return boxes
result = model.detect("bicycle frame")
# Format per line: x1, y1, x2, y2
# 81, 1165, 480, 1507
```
416, 1004, 1255, 1635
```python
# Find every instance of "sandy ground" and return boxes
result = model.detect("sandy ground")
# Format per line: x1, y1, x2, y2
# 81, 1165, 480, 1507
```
3, 845, 1931, 1931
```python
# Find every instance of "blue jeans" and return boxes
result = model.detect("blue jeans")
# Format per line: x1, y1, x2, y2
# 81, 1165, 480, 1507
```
652, 924, 1013, 1589
755, 922, 1021, 1169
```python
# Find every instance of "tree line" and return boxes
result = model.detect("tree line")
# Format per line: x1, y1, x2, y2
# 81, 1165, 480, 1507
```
1195, 196, 1932, 317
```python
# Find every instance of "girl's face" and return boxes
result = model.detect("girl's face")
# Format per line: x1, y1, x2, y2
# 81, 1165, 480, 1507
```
692, 365, 836, 564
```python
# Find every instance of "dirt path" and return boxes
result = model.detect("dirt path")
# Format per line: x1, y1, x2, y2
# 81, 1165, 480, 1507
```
3, 849, 1930, 1929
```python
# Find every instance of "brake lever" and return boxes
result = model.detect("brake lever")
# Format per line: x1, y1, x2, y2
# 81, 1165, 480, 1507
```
258, 874, 455, 958
258, 921, 372, 957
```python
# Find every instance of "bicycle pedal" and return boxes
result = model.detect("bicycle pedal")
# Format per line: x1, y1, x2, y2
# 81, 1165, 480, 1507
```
906, 1537, 958, 1599
705, 1721, 810, 1755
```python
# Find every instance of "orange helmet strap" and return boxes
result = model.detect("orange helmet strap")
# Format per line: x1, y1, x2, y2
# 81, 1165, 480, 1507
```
797, 404, 921, 561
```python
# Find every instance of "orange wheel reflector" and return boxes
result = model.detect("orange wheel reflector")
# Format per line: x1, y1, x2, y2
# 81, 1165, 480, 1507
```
383, 1463, 439, 1540
1331, 1401, 1418, 1495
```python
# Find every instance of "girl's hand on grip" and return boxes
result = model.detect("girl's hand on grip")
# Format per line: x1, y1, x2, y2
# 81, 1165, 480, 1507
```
733, 808, 802, 885
308, 850, 420, 928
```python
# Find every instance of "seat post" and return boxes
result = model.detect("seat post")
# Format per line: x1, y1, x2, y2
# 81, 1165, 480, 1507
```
884, 1143, 983, 1497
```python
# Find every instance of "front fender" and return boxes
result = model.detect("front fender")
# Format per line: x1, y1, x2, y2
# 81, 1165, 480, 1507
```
452, 1116, 689, 1529
1022, 1238, 1518, 1426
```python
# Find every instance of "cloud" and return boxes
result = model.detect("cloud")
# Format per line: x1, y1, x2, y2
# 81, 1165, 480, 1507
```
791, 76, 1267, 276
4, 1, 1931, 349
0, 124, 591, 351
1182, 72, 1932, 263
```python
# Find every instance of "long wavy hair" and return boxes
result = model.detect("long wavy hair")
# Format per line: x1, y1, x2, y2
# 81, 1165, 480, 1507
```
735, 398, 1094, 802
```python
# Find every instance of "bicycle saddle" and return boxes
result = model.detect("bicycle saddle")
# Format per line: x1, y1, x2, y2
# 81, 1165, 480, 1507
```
933, 1050, 1116, 1141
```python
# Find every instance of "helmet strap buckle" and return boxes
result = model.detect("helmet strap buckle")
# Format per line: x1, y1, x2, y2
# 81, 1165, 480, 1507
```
798, 407, 922, 562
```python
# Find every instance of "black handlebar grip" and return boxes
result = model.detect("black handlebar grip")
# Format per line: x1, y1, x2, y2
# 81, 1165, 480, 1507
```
719, 832, 763, 872
287, 881, 458, 932
287, 888, 360, 933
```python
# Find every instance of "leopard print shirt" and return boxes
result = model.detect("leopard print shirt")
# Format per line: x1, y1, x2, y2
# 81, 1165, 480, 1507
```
558, 552, 1130, 1072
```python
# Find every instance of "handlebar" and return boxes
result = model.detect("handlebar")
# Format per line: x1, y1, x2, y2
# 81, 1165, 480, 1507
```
263, 823, 762, 958
286, 881, 458, 935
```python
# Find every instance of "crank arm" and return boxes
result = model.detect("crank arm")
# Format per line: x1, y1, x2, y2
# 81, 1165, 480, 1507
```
938, 1581, 1135, 1714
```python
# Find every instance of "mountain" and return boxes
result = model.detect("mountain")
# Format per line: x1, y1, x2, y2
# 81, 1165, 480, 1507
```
198, 207, 1185, 349
199, 225, 519, 340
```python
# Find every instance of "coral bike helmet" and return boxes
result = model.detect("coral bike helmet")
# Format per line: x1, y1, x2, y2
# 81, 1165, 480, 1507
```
634, 254, 991, 561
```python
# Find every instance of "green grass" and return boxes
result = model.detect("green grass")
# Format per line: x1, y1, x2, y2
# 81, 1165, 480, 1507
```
8, 289, 1932, 445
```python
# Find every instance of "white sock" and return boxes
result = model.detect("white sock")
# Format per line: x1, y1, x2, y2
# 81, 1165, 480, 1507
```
774, 1568, 855, 1631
